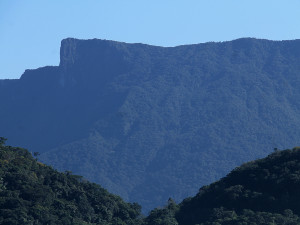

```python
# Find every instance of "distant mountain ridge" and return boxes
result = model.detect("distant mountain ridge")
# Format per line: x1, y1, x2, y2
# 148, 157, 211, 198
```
1, 38, 300, 211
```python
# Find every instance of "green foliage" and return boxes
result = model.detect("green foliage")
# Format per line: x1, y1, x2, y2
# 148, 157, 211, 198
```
144, 148, 300, 224
198, 208, 300, 225
0, 144, 142, 225
0, 137, 7, 146
3, 142, 300, 224
145, 198, 179, 225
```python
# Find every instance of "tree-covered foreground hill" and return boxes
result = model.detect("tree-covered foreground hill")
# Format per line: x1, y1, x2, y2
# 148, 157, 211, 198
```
3, 139, 300, 225
145, 147, 300, 225
0, 138, 141, 225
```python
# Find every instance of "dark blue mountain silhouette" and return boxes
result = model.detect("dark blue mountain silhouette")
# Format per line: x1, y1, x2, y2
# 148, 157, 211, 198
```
1, 38, 300, 211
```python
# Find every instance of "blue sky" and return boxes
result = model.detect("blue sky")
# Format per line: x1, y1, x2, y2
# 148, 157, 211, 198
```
1, 0, 300, 79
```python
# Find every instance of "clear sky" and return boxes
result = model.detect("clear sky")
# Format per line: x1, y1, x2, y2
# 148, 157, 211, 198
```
1, 0, 300, 79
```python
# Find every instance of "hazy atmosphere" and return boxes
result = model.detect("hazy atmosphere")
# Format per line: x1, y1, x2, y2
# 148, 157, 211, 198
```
1, 0, 300, 79
2, 1, 300, 224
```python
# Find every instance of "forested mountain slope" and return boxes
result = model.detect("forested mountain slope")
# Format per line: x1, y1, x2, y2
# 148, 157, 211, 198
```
145, 147, 300, 225
0, 139, 141, 225
1, 38, 300, 211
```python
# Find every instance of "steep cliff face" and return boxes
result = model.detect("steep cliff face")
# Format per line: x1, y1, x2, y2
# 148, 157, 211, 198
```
0, 38, 135, 153
1, 38, 300, 212
59, 38, 132, 89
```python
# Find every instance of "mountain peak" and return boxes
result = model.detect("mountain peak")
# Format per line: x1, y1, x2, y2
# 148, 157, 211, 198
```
59, 38, 131, 71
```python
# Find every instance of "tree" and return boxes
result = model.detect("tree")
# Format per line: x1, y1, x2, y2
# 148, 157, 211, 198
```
33, 152, 40, 157
33, 152, 40, 161
0, 137, 7, 146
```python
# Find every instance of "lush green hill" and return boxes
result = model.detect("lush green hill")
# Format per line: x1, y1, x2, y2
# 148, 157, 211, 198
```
3, 138, 300, 225
145, 147, 300, 225
1, 38, 300, 211
0, 138, 142, 225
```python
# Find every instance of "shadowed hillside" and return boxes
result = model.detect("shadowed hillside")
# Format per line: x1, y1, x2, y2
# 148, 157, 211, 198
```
145, 148, 300, 225
0, 139, 141, 225
1, 38, 300, 211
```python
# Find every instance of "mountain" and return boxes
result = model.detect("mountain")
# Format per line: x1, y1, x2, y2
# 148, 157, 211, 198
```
1, 38, 300, 211
0, 138, 142, 225
145, 147, 300, 225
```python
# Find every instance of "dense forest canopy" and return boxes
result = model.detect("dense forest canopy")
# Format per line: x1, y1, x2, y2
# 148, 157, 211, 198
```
146, 147, 300, 225
3, 139, 300, 224
0, 140, 141, 225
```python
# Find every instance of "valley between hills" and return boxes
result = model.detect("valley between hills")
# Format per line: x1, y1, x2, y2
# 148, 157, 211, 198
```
2, 139, 300, 224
